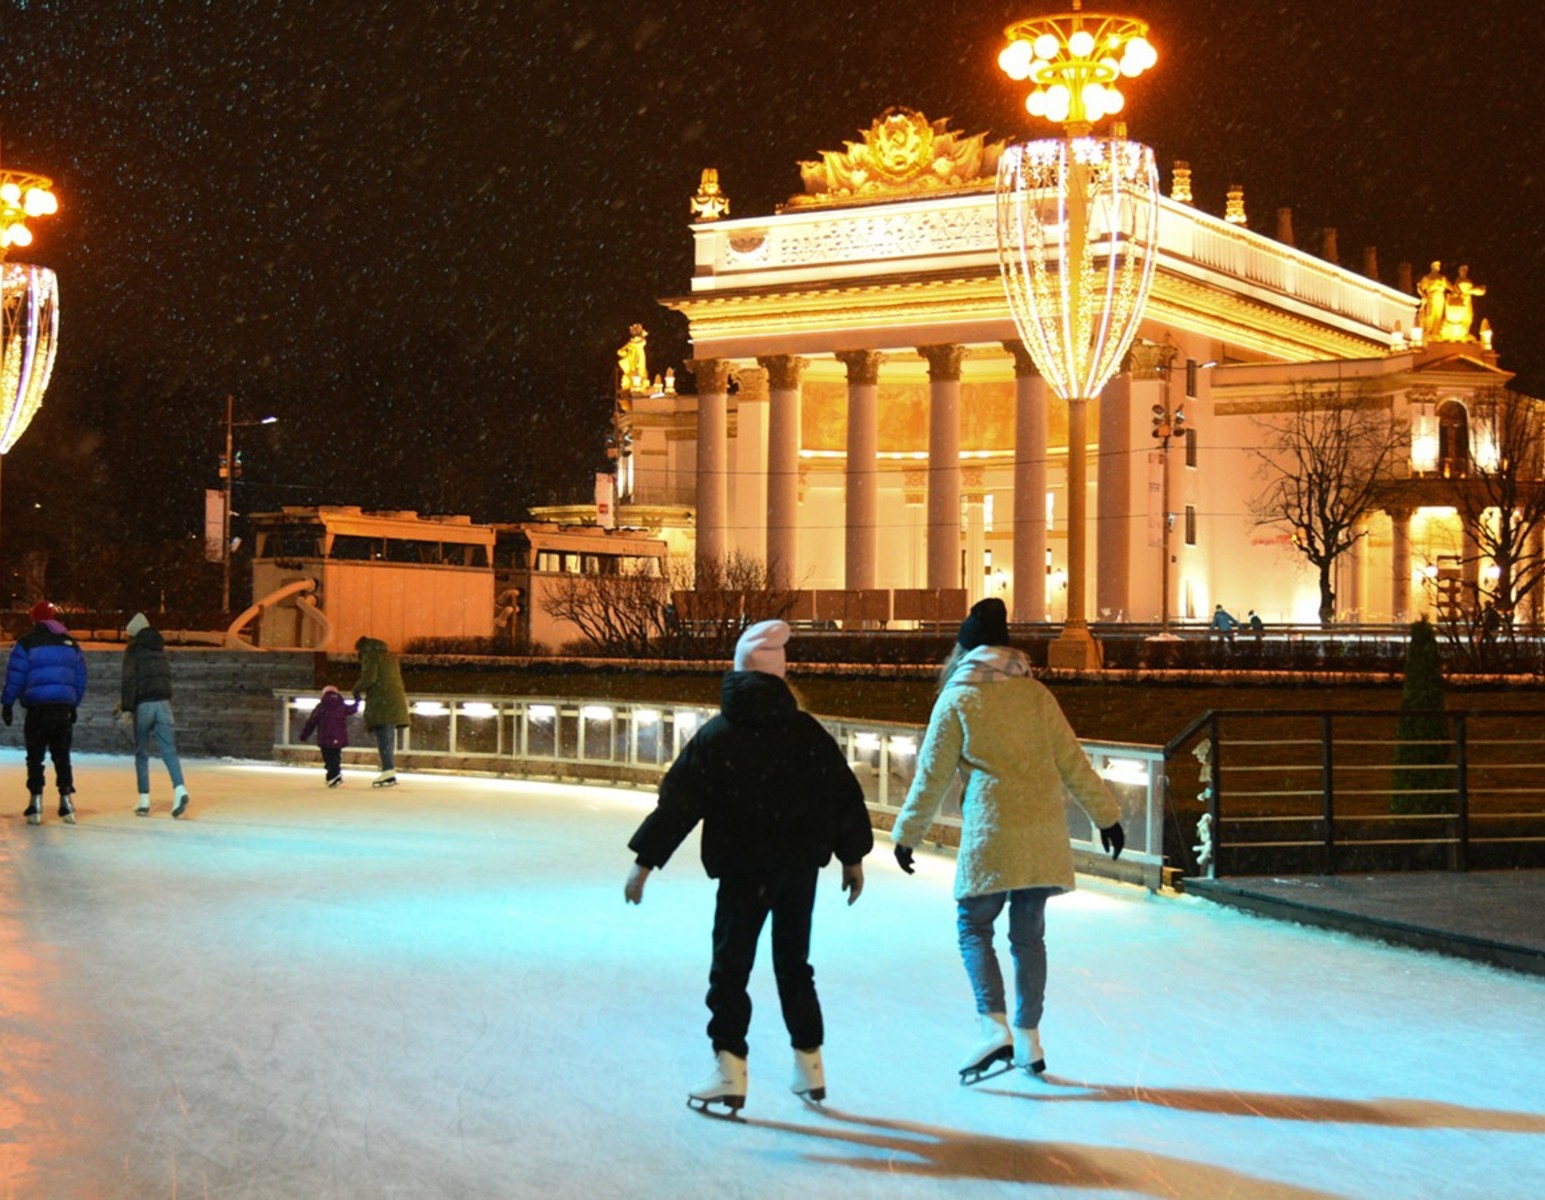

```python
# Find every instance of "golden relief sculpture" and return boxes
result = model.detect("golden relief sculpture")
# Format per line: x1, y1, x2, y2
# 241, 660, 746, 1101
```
787, 108, 1007, 209
616, 324, 649, 409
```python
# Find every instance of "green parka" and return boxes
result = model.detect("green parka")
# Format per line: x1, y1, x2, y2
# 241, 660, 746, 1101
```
351, 637, 409, 730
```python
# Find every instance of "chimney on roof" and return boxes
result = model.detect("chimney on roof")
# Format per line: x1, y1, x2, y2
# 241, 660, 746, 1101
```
1275, 207, 1295, 246
1322, 227, 1340, 265
1362, 245, 1380, 281
1397, 262, 1414, 294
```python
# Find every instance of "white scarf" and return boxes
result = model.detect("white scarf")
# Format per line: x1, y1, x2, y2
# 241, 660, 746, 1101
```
948, 644, 1031, 685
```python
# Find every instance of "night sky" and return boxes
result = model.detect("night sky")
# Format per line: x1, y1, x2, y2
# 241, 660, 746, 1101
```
3, 1, 1544, 603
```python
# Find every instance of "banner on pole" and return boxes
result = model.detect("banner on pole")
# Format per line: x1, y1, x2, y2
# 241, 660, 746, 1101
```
205, 489, 226, 562
595, 472, 616, 530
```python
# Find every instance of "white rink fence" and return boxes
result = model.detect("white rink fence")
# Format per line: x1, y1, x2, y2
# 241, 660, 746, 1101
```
273, 690, 1165, 889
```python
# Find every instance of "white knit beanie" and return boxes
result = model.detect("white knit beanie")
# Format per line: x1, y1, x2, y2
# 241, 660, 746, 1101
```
733, 619, 791, 677
125, 612, 150, 637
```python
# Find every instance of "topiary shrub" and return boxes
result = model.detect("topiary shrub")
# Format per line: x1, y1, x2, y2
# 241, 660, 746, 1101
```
1390, 618, 1453, 813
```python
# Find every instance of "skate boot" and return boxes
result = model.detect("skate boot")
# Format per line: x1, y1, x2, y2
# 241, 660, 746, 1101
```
959, 1012, 1014, 1085
172, 788, 190, 819
327, 775, 343, 789
1013, 1026, 1047, 1076
688, 1050, 747, 1117
791, 1047, 825, 1103
372, 770, 398, 788
135, 795, 151, 817
58, 791, 76, 824
24, 794, 42, 825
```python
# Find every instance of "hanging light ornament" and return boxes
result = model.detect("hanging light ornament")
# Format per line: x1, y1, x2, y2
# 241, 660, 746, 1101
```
0, 168, 60, 453
995, 2, 1160, 668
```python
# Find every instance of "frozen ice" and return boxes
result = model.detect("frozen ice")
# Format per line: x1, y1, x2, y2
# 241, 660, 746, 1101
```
1, 751, 1541, 1198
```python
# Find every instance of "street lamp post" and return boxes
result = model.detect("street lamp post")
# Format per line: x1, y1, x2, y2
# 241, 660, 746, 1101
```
220, 394, 277, 614
996, 2, 1161, 669
0, 167, 61, 601
1150, 353, 1186, 636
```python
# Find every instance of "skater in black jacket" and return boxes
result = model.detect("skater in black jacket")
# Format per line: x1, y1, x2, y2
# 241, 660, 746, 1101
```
624, 619, 873, 1115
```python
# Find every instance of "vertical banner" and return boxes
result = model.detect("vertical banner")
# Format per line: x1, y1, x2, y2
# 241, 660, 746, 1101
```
205, 488, 226, 561
1146, 451, 1164, 549
595, 472, 616, 530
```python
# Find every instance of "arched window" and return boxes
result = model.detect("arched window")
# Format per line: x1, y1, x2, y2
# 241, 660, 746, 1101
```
1437, 399, 1469, 478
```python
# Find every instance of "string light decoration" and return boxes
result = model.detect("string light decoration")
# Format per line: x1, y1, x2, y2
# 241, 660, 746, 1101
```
0, 168, 61, 453
995, 3, 1161, 668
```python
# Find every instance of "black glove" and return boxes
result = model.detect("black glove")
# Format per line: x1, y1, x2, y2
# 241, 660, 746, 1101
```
1100, 821, 1125, 860
1, 704, 11, 726
69, 707, 77, 725
894, 844, 916, 875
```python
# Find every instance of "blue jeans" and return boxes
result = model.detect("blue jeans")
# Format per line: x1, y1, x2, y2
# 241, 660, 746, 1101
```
956, 887, 1055, 1030
134, 700, 186, 794
372, 725, 397, 772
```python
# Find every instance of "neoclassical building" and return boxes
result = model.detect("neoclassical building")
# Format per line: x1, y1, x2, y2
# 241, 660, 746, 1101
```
611, 108, 1517, 629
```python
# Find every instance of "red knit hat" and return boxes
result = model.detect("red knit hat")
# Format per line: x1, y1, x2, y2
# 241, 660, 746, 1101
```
29, 600, 55, 623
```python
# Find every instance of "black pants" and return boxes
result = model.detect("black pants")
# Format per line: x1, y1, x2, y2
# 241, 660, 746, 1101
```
706, 867, 822, 1059
321, 746, 342, 782
24, 704, 75, 796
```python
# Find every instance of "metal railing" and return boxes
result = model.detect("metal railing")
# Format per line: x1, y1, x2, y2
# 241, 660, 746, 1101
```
274, 691, 1166, 889
1164, 708, 1545, 877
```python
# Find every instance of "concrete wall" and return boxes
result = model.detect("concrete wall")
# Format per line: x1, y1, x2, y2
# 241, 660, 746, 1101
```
12, 649, 321, 761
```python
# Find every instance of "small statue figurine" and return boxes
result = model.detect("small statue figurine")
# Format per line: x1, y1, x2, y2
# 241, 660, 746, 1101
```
1416, 261, 1448, 339
1439, 264, 1486, 342
616, 324, 649, 405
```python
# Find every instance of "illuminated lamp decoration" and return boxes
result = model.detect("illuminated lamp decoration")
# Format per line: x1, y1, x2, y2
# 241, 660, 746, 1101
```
0, 168, 60, 454
996, 2, 1160, 669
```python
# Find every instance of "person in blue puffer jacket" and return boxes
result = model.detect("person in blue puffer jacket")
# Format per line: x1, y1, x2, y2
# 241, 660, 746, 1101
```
3, 600, 89, 825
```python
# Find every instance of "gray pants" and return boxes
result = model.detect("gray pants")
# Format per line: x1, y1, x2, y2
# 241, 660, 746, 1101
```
956, 887, 1056, 1030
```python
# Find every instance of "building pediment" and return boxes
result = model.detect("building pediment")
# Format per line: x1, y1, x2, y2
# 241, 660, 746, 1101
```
1410, 351, 1510, 378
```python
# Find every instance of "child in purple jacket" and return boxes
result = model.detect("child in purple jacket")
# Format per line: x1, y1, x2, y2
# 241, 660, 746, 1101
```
299, 686, 358, 787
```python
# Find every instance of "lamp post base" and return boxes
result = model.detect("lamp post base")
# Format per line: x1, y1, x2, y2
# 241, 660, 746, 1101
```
1047, 624, 1104, 670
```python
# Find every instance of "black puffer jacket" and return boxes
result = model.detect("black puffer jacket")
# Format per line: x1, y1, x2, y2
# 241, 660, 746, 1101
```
629, 671, 873, 877
121, 627, 174, 710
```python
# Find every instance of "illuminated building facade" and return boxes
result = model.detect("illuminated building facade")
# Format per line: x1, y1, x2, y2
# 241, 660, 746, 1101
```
621, 109, 1516, 628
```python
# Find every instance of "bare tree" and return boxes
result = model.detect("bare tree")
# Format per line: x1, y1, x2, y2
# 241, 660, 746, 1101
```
1441, 387, 1545, 628
540, 566, 669, 658
1250, 381, 1401, 625
670, 550, 803, 659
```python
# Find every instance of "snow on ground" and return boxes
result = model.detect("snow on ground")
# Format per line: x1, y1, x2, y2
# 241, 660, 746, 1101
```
1, 751, 1542, 1199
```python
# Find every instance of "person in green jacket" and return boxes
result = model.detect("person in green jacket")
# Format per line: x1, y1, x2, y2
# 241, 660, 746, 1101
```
892, 597, 1124, 1084
351, 636, 409, 787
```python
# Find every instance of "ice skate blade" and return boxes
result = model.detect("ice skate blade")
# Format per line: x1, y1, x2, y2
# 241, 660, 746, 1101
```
372, 778, 398, 788
794, 1086, 826, 1104
687, 1095, 745, 1120
61, 813, 75, 824
26, 813, 40, 826
960, 1047, 1016, 1086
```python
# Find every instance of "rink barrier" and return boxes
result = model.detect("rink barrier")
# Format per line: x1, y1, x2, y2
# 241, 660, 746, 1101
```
272, 690, 1166, 890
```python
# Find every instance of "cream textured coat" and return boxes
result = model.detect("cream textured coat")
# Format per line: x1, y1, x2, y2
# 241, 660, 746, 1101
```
893, 647, 1121, 899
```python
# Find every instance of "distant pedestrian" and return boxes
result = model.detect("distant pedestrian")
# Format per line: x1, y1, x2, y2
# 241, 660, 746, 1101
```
624, 619, 873, 1116
119, 612, 192, 818
300, 685, 358, 787
1248, 610, 1265, 637
1211, 605, 1240, 640
352, 636, 408, 787
892, 597, 1124, 1084
3, 600, 88, 825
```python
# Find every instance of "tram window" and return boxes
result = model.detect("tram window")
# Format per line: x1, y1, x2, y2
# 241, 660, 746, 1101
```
330, 535, 379, 561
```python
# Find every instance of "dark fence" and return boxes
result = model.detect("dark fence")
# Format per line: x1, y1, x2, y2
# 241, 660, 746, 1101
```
1163, 708, 1545, 877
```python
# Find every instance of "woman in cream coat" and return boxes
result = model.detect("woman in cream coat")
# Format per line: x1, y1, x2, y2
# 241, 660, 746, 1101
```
893, 598, 1124, 1081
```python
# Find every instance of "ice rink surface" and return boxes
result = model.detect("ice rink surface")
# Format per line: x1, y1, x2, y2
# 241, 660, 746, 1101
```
2, 752, 1542, 1200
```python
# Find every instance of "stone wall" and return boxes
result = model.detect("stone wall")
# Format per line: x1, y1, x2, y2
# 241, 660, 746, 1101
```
13, 649, 322, 760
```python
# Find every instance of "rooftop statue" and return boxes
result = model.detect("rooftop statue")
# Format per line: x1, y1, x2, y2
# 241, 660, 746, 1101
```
787, 108, 1007, 209
1439, 264, 1486, 342
617, 324, 649, 408
1415, 261, 1448, 339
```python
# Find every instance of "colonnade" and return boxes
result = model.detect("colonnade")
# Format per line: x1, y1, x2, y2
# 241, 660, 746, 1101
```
687, 345, 1054, 621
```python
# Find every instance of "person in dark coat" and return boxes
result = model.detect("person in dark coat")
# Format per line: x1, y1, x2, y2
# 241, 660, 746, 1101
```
351, 636, 409, 786
3, 600, 88, 825
624, 619, 874, 1115
300, 685, 358, 787
119, 612, 191, 818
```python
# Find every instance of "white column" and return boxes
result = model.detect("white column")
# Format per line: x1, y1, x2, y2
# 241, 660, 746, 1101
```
689, 357, 731, 580
1096, 371, 1134, 621
731, 365, 769, 562
836, 350, 883, 590
758, 354, 806, 588
1006, 342, 1047, 623
918, 344, 963, 592
1390, 506, 1412, 622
